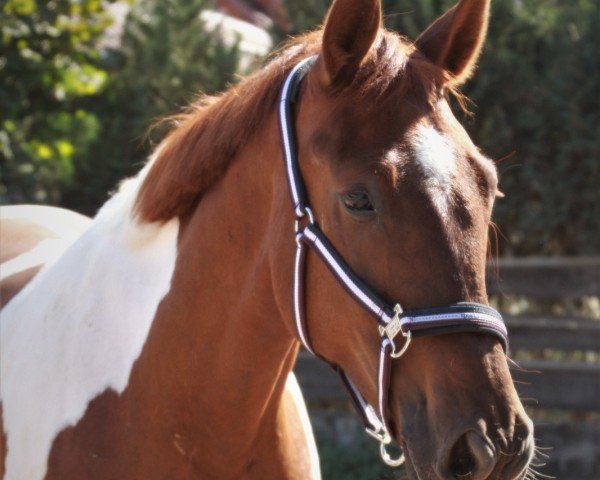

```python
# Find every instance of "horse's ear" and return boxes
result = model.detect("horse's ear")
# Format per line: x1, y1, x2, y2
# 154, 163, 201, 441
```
415, 0, 490, 85
319, 0, 382, 88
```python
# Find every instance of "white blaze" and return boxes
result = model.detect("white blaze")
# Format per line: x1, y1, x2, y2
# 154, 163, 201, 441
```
411, 124, 457, 217
0, 165, 179, 480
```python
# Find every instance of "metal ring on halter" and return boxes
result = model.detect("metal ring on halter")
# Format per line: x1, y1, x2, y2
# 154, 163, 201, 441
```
303, 206, 315, 224
390, 330, 412, 359
295, 207, 316, 233
380, 442, 406, 467
365, 426, 391, 445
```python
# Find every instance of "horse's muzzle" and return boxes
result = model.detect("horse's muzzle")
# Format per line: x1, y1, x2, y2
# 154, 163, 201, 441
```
436, 419, 535, 480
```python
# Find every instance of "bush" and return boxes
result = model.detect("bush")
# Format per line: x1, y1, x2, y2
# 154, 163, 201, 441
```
62, 0, 240, 214
466, 0, 600, 255
1, 0, 239, 213
1, 0, 114, 204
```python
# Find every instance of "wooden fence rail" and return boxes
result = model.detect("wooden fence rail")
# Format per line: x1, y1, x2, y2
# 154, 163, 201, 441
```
486, 256, 600, 298
507, 315, 600, 351
294, 257, 600, 479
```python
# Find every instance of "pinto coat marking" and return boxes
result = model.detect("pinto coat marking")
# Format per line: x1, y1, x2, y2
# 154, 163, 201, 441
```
0, 171, 179, 480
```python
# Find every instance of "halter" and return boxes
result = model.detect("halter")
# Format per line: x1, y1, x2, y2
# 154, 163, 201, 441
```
278, 57, 508, 467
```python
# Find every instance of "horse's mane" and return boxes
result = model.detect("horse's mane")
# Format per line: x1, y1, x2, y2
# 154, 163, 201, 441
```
134, 30, 451, 223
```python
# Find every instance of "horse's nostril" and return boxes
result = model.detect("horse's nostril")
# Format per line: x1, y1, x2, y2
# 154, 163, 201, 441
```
446, 431, 495, 480
449, 436, 475, 476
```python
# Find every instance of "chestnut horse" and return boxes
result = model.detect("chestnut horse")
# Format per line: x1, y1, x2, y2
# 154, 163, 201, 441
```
0, 205, 319, 478
0, 0, 535, 479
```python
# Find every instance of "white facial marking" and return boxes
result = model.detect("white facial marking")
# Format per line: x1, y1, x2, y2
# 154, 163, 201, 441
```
411, 124, 457, 218
0, 163, 179, 480
285, 373, 322, 480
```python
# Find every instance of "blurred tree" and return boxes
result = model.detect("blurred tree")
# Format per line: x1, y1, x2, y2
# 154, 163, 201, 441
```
215, 0, 291, 32
278, 0, 451, 38
62, 0, 240, 213
466, 0, 600, 255
0, 0, 114, 204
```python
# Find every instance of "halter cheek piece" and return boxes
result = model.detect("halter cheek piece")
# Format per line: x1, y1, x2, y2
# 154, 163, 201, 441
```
278, 57, 508, 467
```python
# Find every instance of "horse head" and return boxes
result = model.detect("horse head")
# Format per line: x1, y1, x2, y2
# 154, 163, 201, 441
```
132, 1, 534, 478
270, 0, 534, 478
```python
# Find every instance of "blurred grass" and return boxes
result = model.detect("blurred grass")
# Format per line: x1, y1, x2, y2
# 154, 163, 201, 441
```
317, 434, 405, 480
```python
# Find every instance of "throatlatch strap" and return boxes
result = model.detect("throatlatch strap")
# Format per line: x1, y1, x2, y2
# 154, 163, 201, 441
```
293, 228, 387, 435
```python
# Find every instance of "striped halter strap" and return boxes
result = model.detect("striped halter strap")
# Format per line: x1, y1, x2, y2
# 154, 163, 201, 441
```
278, 56, 508, 467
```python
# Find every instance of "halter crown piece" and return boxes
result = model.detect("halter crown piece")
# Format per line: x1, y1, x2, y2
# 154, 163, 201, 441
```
278, 57, 509, 467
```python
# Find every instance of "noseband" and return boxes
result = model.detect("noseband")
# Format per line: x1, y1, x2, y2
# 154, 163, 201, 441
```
278, 57, 508, 467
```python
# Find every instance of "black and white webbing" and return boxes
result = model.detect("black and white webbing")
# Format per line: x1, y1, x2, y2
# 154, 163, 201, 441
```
278, 56, 508, 467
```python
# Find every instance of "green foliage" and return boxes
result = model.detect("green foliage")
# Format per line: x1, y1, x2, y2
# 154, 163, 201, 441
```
62, 0, 240, 213
1, 0, 113, 203
280, 0, 599, 255
1, 0, 239, 212
466, 0, 600, 255
278, 0, 328, 34
279, 0, 452, 37
318, 435, 402, 480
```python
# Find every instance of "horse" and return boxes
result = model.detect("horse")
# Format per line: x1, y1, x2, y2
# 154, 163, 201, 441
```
0, 206, 91, 308
0, 205, 319, 478
0, 0, 535, 478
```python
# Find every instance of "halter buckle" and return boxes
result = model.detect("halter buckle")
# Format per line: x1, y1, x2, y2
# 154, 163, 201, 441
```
378, 305, 412, 359
378, 318, 402, 341
294, 206, 316, 233
378, 304, 404, 339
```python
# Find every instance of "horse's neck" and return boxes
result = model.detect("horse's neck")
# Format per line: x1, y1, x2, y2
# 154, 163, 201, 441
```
2, 116, 302, 478
120, 114, 300, 468
0, 162, 184, 479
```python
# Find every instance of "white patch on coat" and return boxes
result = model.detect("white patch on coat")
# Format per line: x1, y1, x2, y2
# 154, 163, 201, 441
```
0, 163, 179, 480
0, 238, 76, 281
285, 373, 321, 480
411, 124, 457, 218
0, 205, 91, 280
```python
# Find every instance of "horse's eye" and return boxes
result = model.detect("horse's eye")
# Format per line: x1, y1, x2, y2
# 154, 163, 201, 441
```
342, 191, 374, 212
